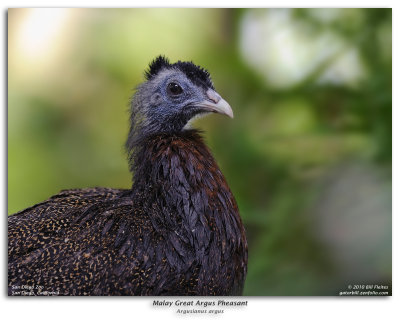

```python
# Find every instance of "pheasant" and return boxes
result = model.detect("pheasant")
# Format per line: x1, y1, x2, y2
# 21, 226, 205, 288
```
8, 56, 248, 296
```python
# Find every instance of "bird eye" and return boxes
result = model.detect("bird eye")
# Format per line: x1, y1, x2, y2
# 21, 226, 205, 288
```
167, 82, 183, 96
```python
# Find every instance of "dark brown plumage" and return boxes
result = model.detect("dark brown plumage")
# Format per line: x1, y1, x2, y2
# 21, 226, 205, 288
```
8, 56, 248, 296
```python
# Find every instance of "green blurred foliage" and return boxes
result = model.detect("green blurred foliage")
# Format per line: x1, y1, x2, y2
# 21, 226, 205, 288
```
8, 8, 391, 295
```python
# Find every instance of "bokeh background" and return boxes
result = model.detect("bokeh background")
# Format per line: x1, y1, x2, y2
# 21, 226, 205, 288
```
8, 8, 392, 295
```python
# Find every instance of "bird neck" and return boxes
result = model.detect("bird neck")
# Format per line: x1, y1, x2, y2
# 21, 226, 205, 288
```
129, 129, 209, 191
129, 129, 218, 243
128, 128, 242, 238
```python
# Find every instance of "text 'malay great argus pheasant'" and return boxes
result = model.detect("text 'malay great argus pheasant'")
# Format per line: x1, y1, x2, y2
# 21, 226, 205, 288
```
8, 56, 248, 296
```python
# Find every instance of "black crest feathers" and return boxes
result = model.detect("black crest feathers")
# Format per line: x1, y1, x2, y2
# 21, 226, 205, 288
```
145, 55, 214, 89
145, 55, 171, 80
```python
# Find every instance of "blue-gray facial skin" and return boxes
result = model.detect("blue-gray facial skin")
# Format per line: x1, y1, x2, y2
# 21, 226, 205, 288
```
129, 64, 233, 142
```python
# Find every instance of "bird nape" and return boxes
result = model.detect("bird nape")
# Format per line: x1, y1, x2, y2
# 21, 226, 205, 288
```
8, 56, 248, 296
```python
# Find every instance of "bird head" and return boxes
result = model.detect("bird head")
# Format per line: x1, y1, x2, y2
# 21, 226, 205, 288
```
128, 56, 233, 141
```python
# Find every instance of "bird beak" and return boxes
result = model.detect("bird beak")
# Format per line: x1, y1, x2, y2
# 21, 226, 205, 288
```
196, 89, 234, 119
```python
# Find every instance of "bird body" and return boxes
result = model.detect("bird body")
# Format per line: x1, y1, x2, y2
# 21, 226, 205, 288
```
8, 56, 248, 296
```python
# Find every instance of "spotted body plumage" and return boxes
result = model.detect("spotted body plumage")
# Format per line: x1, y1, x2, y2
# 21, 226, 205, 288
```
8, 56, 248, 296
